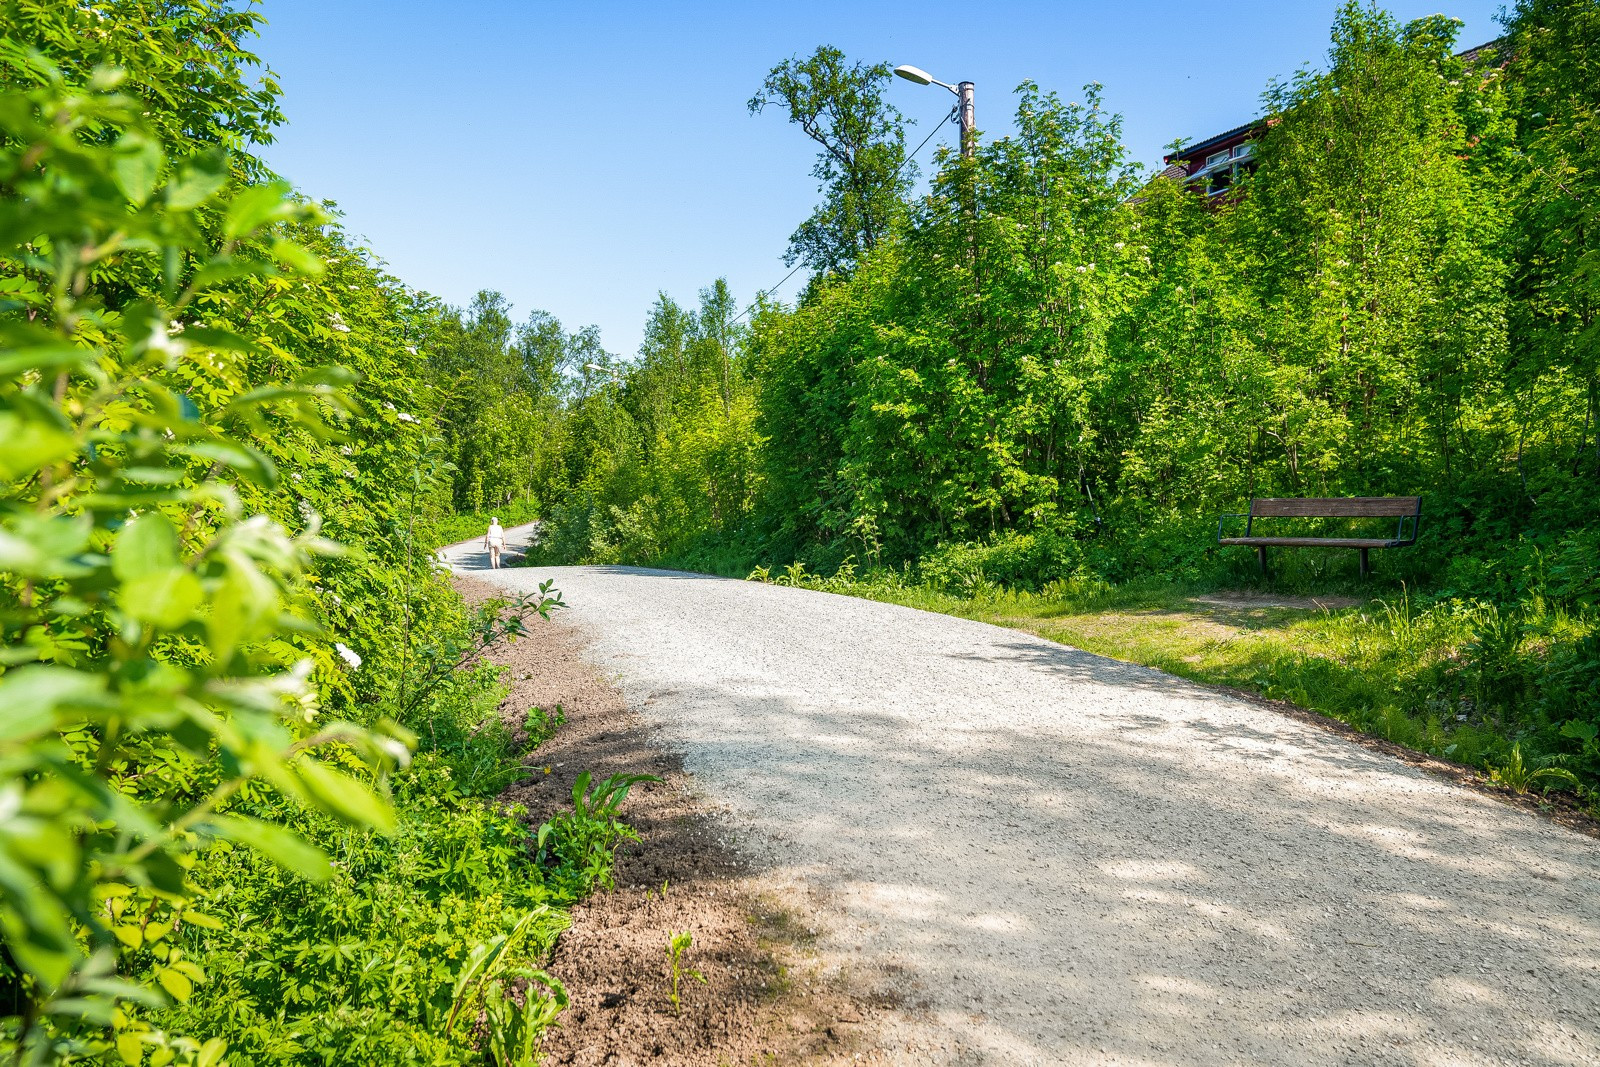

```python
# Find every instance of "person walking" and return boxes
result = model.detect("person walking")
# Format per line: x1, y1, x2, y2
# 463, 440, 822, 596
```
484, 517, 506, 569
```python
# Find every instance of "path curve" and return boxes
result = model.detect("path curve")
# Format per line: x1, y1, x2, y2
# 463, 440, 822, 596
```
442, 550, 1600, 1066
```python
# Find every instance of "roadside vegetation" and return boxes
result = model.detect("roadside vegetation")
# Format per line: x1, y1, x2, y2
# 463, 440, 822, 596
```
519, 1, 1600, 808
0, 3, 644, 1064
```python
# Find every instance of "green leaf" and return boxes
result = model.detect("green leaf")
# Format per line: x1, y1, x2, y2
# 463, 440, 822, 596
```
114, 513, 181, 581
295, 757, 395, 834
113, 134, 165, 206
188, 258, 273, 291
206, 556, 278, 662
0, 512, 94, 579
0, 411, 78, 480
115, 1030, 143, 1065
197, 1038, 226, 1067
223, 182, 292, 239
166, 164, 228, 211
175, 440, 278, 485
0, 667, 111, 741
122, 568, 204, 628
0, 343, 99, 377
154, 965, 192, 1001
209, 816, 330, 882
271, 238, 325, 276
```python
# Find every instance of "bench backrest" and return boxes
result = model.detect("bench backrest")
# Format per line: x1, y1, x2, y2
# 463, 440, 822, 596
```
1250, 496, 1421, 518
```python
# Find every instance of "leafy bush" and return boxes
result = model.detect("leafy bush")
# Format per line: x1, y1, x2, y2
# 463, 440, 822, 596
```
0, 16, 644, 1065
915, 528, 1087, 594
159, 758, 573, 1067
0, 62, 405, 1063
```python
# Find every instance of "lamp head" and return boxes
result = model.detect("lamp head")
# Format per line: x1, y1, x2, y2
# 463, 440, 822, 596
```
894, 64, 934, 86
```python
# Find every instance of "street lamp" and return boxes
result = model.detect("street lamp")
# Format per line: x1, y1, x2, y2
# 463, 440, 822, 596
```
894, 64, 974, 157
581, 362, 621, 400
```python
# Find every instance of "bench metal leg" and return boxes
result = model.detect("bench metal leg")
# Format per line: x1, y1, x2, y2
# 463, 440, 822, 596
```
1359, 547, 1370, 579
1257, 545, 1269, 577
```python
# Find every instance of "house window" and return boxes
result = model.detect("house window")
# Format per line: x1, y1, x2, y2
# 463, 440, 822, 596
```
1206, 149, 1230, 167
1233, 142, 1257, 159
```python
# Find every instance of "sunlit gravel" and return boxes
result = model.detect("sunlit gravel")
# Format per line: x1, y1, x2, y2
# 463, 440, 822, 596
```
445, 538, 1600, 1067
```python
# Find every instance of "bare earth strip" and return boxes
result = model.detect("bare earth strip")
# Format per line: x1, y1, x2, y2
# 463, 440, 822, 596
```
441, 542, 1600, 1066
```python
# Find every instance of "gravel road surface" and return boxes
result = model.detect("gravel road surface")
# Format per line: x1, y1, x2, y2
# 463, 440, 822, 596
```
443, 545, 1600, 1065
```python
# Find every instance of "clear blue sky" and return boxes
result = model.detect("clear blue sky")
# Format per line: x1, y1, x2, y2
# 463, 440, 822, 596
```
254, 0, 1506, 357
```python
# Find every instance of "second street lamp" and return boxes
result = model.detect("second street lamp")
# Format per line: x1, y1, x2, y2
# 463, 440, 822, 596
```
894, 63, 975, 158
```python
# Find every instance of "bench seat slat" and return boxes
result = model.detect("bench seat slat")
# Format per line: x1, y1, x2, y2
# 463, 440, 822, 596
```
1250, 496, 1420, 518
1220, 536, 1404, 548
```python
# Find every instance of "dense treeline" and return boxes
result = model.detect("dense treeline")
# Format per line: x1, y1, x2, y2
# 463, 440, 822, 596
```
531, 1, 1600, 793
0, 3, 636, 1063
430, 281, 762, 566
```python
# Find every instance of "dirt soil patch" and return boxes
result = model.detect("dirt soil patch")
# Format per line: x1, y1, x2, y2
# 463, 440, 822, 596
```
454, 575, 886, 1065
1188, 591, 1362, 612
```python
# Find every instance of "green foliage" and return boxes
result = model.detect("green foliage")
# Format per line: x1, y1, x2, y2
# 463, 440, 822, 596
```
159, 759, 571, 1067
0, 8, 650, 1064
0, 49, 408, 1064
543, 4, 1600, 795
535, 772, 659, 897
392, 584, 566, 741
747, 46, 911, 277
664, 931, 705, 1014
524, 282, 763, 568
1488, 744, 1581, 795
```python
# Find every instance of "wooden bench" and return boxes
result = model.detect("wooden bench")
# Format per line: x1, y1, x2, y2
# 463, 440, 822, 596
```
1217, 497, 1421, 578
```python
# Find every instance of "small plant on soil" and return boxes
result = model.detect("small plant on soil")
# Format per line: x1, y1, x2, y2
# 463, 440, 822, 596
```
447, 907, 571, 1066
666, 931, 707, 1013
526, 703, 568, 746
537, 771, 661, 892
1488, 744, 1581, 795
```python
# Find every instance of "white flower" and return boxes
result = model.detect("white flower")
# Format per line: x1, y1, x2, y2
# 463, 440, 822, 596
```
1076, 265, 1087, 273
332, 323, 352, 333
405, 345, 418, 355
335, 643, 362, 670
384, 402, 396, 411
340, 445, 354, 455
1113, 242, 1125, 251
397, 412, 417, 424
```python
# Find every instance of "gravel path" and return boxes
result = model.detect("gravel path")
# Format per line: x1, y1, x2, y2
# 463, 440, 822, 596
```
443, 547, 1600, 1065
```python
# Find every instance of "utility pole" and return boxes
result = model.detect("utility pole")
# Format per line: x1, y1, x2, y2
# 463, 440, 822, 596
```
957, 81, 975, 158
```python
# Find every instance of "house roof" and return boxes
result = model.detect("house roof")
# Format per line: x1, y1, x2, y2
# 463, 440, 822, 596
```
1164, 121, 1261, 164
1161, 39, 1507, 165
1456, 37, 1506, 65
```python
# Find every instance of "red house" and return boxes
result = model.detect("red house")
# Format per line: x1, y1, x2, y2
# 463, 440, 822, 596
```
1157, 40, 1503, 203
1158, 121, 1264, 200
